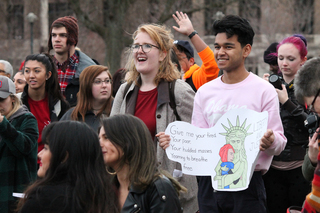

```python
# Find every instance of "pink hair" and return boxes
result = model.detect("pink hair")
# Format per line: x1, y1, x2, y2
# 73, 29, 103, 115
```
219, 144, 235, 162
277, 36, 308, 59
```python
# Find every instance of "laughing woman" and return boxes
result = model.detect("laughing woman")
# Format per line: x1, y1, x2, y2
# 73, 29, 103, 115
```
21, 53, 69, 165
110, 22, 198, 212
60, 65, 113, 132
0, 76, 38, 213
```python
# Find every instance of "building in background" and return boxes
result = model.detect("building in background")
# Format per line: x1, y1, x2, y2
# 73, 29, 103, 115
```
1, 0, 320, 76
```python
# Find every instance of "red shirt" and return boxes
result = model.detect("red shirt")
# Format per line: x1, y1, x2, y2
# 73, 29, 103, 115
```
135, 88, 157, 139
28, 95, 51, 163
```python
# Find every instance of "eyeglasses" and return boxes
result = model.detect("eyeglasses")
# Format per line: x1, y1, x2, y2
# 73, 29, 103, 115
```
178, 56, 188, 61
93, 79, 112, 85
308, 89, 320, 112
130, 44, 160, 53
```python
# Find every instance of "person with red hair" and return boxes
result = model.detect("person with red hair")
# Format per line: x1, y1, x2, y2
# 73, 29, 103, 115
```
218, 144, 235, 189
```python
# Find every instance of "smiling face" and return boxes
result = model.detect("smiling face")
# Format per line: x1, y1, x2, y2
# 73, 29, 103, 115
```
24, 60, 51, 92
278, 43, 305, 78
0, 96, 14, 116
214, 33, 250, 73
51, 27, 69, 55
92, 71, 112, 104
133, 32, 166, 78
99, 127, 123, 170
37, 144, 52, 178
13, 72, 26, 93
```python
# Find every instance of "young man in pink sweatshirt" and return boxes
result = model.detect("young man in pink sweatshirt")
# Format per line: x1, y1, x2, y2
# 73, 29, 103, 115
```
192, 15, 287, 212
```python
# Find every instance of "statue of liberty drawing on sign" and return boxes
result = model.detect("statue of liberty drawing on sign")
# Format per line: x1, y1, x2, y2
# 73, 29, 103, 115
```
214, 116, 252, 189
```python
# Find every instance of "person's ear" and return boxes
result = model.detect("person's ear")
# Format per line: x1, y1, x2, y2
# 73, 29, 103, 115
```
61, 152, 69, 164
301, 56, 307, 66
243, 44, 252, 58
189, 57, 195, 65
159, 51, 167, 62
46, 71, 52, 80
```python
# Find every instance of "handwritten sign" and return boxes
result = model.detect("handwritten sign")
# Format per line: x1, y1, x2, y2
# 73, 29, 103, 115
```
165, 108, 268, 191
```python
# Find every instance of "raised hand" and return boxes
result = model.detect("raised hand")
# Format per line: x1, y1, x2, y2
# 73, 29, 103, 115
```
172, 11, 194, 36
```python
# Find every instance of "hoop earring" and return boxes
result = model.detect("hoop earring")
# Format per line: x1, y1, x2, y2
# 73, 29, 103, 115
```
106, 167, 117, 175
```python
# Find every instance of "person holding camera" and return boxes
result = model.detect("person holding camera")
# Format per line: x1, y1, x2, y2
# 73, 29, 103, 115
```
293, 57, 320, 213
295, 57, 320, 182
263, 35, 311, 213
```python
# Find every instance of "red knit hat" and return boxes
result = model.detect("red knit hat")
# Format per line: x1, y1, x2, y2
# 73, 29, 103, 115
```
48, 16, 79, 51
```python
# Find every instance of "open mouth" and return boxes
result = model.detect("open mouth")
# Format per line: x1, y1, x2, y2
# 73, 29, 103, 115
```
137, 56, 147, 62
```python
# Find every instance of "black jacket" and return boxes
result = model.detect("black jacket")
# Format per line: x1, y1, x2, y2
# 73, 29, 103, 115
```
273, 82, 309, 161
19, 182, 72, 213
21, 85, 70, 122
121, 176, 183, 213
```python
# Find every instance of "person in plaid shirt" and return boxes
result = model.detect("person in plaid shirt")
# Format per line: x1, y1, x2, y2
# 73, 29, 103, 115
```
48, 16, 96, 106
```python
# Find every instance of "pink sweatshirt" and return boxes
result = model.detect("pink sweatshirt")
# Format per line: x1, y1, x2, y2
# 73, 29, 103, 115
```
192, 72, 287, 174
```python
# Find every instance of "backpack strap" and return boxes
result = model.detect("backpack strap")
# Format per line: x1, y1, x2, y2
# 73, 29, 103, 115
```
123, 82, 132, 99
169, 80, 181, 121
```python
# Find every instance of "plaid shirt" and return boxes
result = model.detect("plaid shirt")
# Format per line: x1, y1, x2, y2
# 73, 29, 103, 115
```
55, 53, 79, 96
0, 112, 38, 213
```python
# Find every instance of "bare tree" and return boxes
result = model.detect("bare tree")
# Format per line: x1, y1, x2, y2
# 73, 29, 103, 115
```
66, 0, 229, 73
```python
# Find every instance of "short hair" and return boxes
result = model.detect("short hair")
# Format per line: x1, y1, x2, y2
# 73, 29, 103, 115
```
71, 65, 114, 121
24, 53, 64, 101
0, 60, 13, 78
219, 144, 235, 162
126, 23, 180, 86
294, 57, 320, 104
212, 15, 255, 47
176, 45, 193, 60
277, 35, 308, 59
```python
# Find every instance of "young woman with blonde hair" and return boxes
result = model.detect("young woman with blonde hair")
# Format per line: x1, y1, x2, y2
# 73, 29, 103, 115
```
111, 21, 198, 212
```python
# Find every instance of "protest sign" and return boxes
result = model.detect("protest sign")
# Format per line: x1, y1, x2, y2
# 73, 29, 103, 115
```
165, 108, 268, 191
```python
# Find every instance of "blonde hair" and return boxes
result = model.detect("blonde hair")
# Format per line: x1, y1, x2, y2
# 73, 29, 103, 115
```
6, 94, 21, 119
125, 23, 180, 86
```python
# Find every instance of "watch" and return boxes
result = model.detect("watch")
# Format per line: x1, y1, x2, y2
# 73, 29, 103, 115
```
188, 30, 198, 39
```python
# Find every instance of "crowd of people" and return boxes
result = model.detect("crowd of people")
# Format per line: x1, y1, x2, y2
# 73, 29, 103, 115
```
0, 10, 319, 213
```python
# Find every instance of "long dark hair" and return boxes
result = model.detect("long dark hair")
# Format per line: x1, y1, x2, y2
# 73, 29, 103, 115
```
24, 53, 64, 101
17, 121, 119, 213
99, 114, 187, 194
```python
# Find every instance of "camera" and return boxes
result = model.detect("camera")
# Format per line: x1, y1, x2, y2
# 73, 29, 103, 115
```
269, 74, 283, 90
304, 112, 319, 138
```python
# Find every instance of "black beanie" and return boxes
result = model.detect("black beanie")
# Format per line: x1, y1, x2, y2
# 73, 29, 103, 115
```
263, 42, 278, 65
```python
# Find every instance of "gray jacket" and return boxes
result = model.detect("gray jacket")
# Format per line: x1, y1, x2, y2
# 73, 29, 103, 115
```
65, 50, 96, 106
111, 79, 199, 213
